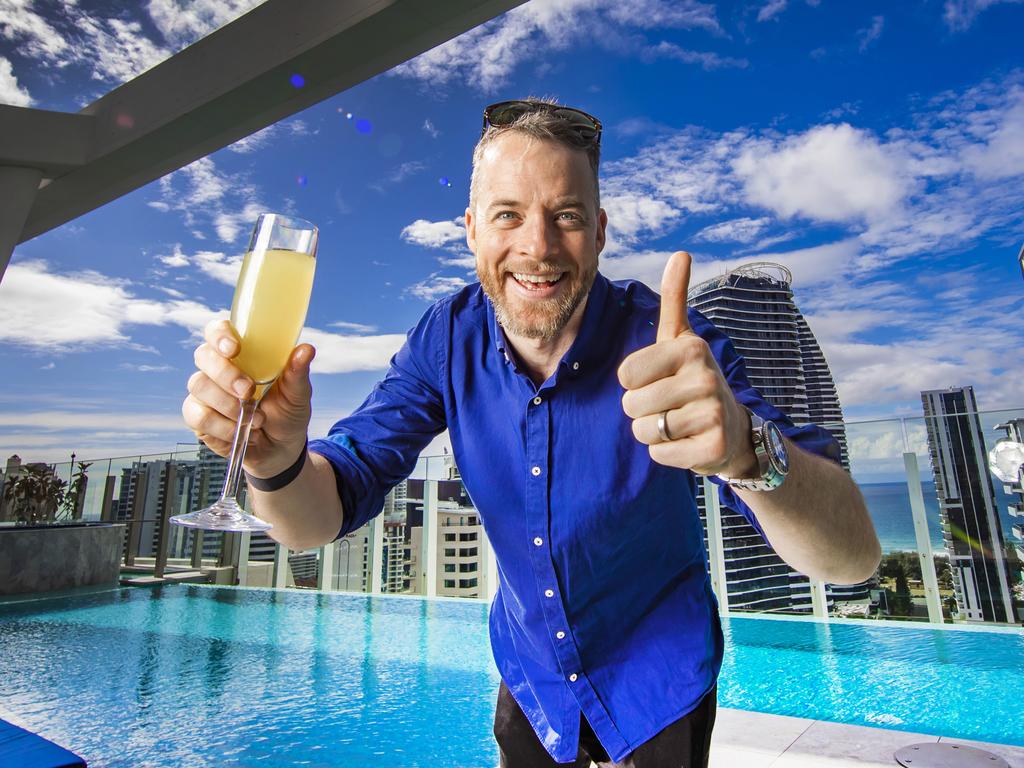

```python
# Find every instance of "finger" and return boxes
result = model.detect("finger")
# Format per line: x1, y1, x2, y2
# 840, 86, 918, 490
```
194, 342, 254, 399
187, 371, 264, 429
276, 343, 316, 407
182, 394, 241, 445
203, 318, 241, 358
621, 367, 719, 419
630, 401, 722, 446
648, 432, 728, 474
657, 251, 693, 343
618, 334, 707, 391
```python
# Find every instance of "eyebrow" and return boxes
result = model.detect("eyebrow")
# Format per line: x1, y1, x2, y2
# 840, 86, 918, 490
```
486, 197, 588, 211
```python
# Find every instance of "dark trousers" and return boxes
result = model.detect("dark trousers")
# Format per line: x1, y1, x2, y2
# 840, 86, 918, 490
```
493, 681, 717, 768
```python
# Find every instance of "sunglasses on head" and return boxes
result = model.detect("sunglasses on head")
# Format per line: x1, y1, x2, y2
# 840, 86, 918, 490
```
482, 100, 602, 145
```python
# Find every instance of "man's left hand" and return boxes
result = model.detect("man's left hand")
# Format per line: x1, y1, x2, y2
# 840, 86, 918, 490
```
617, 251, 759, 478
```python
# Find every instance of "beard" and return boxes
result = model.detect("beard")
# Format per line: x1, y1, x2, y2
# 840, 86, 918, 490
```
478, 257, 598, 341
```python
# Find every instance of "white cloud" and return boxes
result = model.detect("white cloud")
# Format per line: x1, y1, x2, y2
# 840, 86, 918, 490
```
329, 321, 379, 334
146, 0, 262, 47
943, 0, 1023, 31
0, 0, 69, 60
193, 250, 243, 285
228, 124, 278, 154
694, 216, 771, 243
158, 245, 189, 268
407, 275, 469, 302
857, 15, 884, 52
391, 0, 721, 92
602, 193, 680, 255
371, 160, 428, 192
0, 260, 222, 351
422, 119, 440, 138
300, 328, 407, 375
733, 124, 911, 225
757, 0, 788, 22
401, 218, 466, 250
0, 56, 32, 106
642, 42, 747, 71
120, 363, 175, 372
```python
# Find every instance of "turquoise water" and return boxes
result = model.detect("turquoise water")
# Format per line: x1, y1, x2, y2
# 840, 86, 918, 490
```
1, 586, 1022, 767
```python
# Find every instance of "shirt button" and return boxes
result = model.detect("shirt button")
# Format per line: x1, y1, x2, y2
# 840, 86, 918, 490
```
569, 673, 578, 682
531, 466, 541, 476
572, 361, 580, 370
544, 589, 554, 598
533, 537, 543, 546
533, 396, 542, 405
556, 631, 566, 640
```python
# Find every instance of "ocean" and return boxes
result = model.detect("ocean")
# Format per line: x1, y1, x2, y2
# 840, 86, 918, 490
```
859, 480, 1020, 555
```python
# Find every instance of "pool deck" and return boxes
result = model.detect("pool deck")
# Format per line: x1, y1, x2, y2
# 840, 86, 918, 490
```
709, 708, 1024, 767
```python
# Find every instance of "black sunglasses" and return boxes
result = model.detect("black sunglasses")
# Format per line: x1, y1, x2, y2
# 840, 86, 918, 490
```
482, 100, 602, 145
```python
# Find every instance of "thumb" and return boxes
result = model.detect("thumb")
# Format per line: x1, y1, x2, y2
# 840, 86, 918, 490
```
280, 343, 315, 405
657, 251, 693, 343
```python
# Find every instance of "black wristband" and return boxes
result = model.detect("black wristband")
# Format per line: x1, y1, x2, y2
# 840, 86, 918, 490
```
244, 441, 308, 492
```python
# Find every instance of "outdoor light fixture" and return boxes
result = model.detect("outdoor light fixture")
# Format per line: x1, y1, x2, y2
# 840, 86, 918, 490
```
988, 439, 1024, 484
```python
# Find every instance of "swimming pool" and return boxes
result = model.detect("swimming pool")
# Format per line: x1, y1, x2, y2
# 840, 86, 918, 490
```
1, 585, 1021, 767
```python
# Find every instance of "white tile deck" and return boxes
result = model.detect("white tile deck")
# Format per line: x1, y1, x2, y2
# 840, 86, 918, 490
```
709, 709, 1024, 768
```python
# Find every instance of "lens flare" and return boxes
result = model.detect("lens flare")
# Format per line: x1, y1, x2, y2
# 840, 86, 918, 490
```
356, 119, 372, 134
297, 175, 308, 187
439, 176, 452, 187
290, 74, 305, 88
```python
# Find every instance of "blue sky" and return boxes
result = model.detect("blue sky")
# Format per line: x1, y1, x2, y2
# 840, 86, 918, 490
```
1, 0, 1023, 471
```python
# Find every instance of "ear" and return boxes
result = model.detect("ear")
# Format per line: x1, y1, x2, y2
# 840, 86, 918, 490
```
464, 207, 476, 253
595, 208, 608, 256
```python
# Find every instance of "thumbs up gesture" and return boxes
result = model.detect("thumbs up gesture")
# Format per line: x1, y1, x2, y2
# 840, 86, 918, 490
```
617, 251, 758, 477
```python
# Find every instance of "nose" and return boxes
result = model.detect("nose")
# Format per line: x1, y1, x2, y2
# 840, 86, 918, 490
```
515, 213, 558, 260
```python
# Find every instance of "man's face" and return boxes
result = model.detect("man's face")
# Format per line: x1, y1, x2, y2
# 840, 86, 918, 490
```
466, 132, 607, 341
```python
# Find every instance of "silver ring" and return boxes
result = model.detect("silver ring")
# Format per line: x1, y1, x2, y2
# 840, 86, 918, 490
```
657, 409, 674, 442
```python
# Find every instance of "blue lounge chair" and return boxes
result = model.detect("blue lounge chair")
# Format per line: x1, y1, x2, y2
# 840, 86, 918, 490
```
0, 717, 86, 768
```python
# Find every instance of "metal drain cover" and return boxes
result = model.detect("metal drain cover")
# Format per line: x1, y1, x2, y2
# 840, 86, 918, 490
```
894, 743, 1009, 767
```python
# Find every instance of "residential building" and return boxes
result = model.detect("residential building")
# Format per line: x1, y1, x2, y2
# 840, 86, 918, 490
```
921, 387, 1017, 623
689, 262, 864, 613
994, 418, 1024, 587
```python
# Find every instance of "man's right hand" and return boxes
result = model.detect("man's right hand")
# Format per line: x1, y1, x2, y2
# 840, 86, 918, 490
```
183, 319, 316, 478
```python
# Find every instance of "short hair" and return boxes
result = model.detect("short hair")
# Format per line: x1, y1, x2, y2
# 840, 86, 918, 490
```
469, 97, 601, 212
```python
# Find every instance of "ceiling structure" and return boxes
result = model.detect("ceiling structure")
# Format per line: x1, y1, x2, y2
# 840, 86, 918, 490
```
0, 0, 526, 283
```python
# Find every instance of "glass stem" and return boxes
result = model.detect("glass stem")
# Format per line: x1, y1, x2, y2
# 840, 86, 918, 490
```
218, 398, 258, 507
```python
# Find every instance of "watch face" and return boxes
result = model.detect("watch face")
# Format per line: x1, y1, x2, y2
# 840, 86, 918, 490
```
766, 422, 789, 473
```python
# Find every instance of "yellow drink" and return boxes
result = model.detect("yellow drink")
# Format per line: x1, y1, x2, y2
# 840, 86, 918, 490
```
230, 247, 316, 395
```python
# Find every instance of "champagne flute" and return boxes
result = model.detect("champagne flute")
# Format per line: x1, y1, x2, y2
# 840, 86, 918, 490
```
172, 213, 318, 532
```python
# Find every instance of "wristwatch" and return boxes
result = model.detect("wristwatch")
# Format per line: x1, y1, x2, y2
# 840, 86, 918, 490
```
718, 407, 789, 491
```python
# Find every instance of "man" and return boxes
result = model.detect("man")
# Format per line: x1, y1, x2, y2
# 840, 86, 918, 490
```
183, 99, 880, 767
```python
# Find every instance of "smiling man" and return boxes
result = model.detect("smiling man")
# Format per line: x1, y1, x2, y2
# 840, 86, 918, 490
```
183, 98, 880, 768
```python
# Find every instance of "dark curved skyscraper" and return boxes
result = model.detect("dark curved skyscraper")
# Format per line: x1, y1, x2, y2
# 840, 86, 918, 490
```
689, 262, 862, 613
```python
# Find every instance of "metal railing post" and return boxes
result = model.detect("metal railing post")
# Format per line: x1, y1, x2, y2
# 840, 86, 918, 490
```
153, 461, 176, 579
236, 531, 251, 586
273, 543, 290, 588
904, 451, 944, 623
318, 542, 335, 592
423, 479, 438, 598
702, 478, 730, 617
369, 516, 384, 595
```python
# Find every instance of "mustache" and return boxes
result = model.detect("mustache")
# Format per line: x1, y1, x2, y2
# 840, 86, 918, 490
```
502, 265, 571, 275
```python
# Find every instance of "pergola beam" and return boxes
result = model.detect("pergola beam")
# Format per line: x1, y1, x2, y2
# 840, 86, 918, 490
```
7, 0, 524, 248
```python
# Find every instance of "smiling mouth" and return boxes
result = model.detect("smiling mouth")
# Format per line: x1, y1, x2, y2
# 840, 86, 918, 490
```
509, 272, 566, 291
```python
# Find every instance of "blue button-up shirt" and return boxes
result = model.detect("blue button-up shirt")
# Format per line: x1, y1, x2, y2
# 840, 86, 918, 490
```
309, 271, 839, 763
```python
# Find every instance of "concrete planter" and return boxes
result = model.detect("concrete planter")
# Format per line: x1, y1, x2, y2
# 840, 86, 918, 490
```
0, 523, 125, 596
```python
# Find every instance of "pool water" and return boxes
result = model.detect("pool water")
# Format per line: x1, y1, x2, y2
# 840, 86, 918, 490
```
1, 586, 1021, 767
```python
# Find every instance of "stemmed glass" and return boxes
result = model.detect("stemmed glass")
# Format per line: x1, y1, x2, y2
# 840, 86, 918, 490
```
172, 213, 318, 532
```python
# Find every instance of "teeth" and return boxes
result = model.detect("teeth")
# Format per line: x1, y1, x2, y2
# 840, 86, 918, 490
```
512, 272, 562, 283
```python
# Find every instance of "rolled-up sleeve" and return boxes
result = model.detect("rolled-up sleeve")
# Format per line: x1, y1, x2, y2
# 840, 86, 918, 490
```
690, 309, 842, 547
308, 301, 448, 540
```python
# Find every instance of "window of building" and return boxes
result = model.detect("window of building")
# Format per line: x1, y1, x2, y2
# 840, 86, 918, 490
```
459, 547, 478, 557
459, 578, 478, 588
459, 532, 477, 542
459, 562, 478, 572
443, 533, 456, 542
444, 547, 456, 557
444, 564, 456, 573
443, 579, 456, 588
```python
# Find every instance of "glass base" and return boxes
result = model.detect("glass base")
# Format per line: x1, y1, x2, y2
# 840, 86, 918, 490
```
170, 499, 272, 532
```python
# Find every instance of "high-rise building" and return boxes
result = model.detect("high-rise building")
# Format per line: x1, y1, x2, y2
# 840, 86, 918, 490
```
921, 387, 1017, 623
689, 262, 862, 613
116, 459, 198, 558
